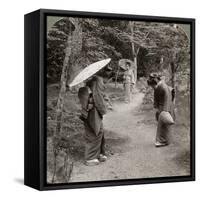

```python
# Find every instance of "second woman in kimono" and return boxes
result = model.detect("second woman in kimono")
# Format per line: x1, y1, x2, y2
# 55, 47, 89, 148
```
147, 73, 175, 147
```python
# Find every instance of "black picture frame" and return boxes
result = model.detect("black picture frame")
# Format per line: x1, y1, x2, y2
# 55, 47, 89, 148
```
24, 9, 195, 191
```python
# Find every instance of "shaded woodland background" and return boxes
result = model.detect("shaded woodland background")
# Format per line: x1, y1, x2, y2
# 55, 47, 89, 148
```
46, 17, 191, 183
47, 17, 190, 85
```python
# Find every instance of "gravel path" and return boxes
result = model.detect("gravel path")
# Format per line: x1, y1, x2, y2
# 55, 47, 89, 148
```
70, 92, 189, 182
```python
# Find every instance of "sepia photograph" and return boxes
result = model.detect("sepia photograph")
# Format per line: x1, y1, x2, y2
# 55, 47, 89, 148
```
46, 14, 192, 184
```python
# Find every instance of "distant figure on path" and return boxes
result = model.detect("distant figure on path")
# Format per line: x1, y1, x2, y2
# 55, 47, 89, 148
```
123, 62, 135, 103
78, 76, 107, 166
147, 73, 175, 147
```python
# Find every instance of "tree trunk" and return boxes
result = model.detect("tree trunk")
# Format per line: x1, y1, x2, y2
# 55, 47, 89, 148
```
54, 31, 73, 140
54, 18, 82, 140
52, 18, 82, 183
171, 61, 176, 89
170, 51, 177, 89
129, 21, 137, 83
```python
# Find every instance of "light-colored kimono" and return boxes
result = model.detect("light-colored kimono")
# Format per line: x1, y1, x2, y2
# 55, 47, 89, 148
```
123, 69, 135, 103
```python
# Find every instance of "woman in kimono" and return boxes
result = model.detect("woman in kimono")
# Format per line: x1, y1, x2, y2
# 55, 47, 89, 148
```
78, 76, 107, 166
147, 73, 175, 147
123, 62, 135, 103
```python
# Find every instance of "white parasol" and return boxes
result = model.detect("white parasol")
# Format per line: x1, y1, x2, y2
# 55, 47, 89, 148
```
69, 58, 111, 87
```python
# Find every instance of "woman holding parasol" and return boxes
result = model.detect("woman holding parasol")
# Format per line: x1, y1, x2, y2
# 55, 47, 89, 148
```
69, 58, 111, 166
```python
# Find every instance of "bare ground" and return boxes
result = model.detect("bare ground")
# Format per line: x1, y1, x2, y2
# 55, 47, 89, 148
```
70, 91, 190, 182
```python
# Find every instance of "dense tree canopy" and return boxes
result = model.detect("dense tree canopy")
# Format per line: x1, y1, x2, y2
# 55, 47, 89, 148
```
47, 17, 190, 88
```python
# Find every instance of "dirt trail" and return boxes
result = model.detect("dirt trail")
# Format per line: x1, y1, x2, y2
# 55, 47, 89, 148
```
70, 91, 189, 182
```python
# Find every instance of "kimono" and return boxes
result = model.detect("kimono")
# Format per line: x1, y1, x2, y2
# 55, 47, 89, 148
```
123, 69, 135, 103
154, 81, 175, 144
78, 76, 107, 160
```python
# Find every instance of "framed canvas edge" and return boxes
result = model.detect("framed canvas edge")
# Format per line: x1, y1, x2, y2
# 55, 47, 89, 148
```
24, 10, 42, 190
37, 9, 195, 191
38, 8, 195, 22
